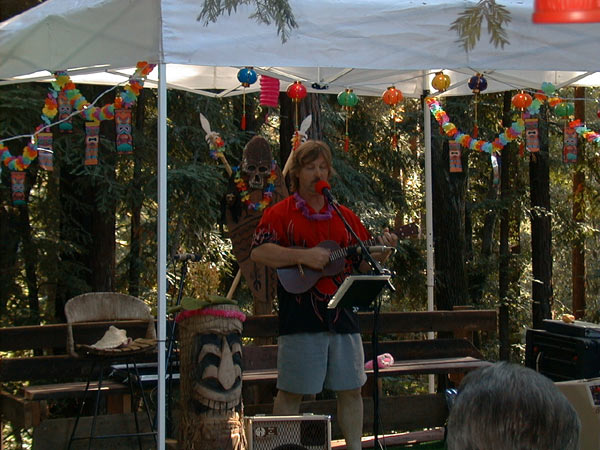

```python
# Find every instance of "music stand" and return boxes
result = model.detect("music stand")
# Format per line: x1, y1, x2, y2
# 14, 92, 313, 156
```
327, 274, 392, 310
327, 273, 392, 449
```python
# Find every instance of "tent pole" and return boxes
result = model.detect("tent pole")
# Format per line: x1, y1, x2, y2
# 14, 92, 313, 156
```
423, 87, 435, 394
157, 62, 168, 450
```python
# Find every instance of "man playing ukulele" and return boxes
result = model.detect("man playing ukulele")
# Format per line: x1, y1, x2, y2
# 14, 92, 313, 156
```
251, 140, 397, 450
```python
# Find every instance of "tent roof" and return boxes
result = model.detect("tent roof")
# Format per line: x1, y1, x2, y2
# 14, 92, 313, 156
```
1, 0, 600, 97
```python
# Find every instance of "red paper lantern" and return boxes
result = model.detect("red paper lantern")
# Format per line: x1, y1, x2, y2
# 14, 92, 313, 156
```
511, 92, 533, 110
382, 86, 403, 106
432, 72, 451, 92
286, 81, 307, 103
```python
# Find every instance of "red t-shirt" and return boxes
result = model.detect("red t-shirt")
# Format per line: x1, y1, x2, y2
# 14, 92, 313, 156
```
252, 194, 371, 335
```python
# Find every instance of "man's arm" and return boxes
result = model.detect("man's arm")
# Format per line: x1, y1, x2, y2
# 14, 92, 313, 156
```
251, 243, 331, 270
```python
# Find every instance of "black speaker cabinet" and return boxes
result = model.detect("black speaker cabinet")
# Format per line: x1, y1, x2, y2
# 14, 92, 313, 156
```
245, 415, 331, 450
526, 328, 600, 381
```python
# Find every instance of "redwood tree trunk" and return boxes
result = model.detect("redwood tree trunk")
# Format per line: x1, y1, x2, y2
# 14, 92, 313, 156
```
530, 105, 553, 328
498, 92, 512, 360
572, 86, 585, 318
431, 97, 470, 310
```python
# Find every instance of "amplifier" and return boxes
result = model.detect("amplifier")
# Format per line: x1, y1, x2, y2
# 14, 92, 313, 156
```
542, 319, 600, 338
245, 415, 331, 450
555, 378, 600, 450
525, 329, 600, 381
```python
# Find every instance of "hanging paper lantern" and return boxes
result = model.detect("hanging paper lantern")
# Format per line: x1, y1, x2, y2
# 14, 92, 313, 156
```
597, 109, 600, 119
260, 75, 280, 108
337, 89, 359, 108
237, 67, 258, 87
534, 90, 547, 102
286, 81, 308, 131
554, 102, 575, 118
548, 97, 562, 108
467, 74, 487, 138
431, 71, 451, 92
237, 67, 257, 130
382, 86, 403, 106
338, 89, 359, 151
286, 81, 307, 103
511, 92, 533, 110
467, 73, 487, 94
382, 86, 403, 148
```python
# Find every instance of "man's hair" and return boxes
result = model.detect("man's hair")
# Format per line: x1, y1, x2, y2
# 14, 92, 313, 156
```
288, 140, 335, 192
446, 362, 580, 450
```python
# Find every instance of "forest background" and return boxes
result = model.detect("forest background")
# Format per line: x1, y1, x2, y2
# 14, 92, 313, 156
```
3, 3, 600, 447
4, 3, 600, 450
3, 74, 600, 359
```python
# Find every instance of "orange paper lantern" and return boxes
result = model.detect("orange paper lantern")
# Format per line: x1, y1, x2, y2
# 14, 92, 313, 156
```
511, 92, 533, 110
382, 86, 403, 106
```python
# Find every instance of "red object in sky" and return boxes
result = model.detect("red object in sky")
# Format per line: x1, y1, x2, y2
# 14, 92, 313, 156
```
533, 0, 600, 23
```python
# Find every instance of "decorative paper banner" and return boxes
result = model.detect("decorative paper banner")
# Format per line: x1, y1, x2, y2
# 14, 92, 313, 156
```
11, 171, 26, 205
260, 75, 280, 108
58, 91, 73, 132
449, 140, 462, 172
563, 125, 578, 163
525, 118, 539, 153
37, 132, 53, 171
115, 109, 133, 154
85, 120, 100, 165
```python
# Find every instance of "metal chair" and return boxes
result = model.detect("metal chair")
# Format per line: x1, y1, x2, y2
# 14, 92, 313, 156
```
65, 292, 157, 450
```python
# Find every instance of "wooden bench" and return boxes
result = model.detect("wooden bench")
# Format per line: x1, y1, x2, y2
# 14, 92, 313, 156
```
0, 320, 155, 430
0, 309, 497, 442
241, 309, 497, 438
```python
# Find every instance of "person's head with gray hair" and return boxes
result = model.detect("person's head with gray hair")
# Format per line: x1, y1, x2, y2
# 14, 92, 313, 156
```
446, 361, 580, 450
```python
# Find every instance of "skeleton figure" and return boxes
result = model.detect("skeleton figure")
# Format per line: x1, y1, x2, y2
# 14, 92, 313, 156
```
241, 136, 273, 190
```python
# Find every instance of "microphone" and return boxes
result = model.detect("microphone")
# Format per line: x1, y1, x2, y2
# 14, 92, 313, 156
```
315, 180, 337, 205
173, 253, 202, 262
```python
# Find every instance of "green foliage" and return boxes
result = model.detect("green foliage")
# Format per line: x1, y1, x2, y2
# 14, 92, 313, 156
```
197, 0, 298, 42
450, 0, 511, 52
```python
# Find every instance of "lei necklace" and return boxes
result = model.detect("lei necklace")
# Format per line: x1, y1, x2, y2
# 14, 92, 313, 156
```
233, 161, 277, 212
294, 192, 333, 221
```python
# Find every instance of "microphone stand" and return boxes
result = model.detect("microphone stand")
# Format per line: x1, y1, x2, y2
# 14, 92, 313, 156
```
328, 199, 394, 450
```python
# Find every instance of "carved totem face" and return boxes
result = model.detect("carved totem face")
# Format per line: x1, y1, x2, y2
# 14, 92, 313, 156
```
241, 136, 272, 190
192, 332, 243, 413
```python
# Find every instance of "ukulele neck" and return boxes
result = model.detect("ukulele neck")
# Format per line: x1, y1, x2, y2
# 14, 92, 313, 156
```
329, 238, 378, 262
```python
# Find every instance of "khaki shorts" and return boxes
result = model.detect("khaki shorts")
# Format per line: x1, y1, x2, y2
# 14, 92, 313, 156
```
276, 332, 367, 394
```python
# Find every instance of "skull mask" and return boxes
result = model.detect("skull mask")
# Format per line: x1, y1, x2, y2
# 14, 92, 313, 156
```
241, 136, 273, 190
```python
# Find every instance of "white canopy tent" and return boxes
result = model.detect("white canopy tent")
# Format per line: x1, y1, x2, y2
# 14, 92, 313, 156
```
2, 0, 600, 447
